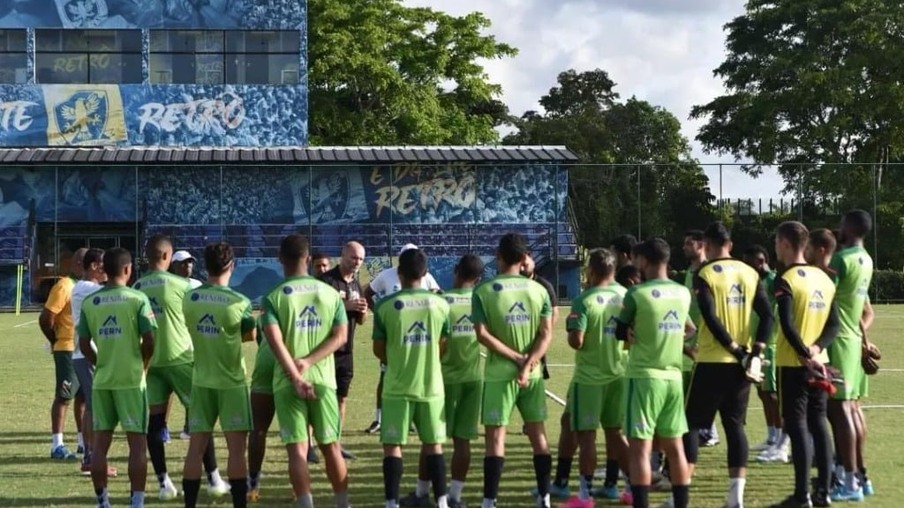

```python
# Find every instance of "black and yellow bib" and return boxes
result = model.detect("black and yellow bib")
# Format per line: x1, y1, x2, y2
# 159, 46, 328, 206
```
696, 259, 761, 363
775, 265, 836, 367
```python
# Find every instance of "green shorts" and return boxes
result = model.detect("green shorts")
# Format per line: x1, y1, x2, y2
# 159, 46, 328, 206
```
147, 363, 193, 407
445, 381, 482, 440
381, 397, 446, 445
53, 351, 80, 401
481, 378, 547, 426
567, 378, 626, 431
274, 384, 340, 445
624, 377, 687, 440
93, 387, 149, 433
250, 344, 276, 395
859, 374, 869, 399
189, 385, 252, 432
763, 344, 777, 393
828, 336, 865, 400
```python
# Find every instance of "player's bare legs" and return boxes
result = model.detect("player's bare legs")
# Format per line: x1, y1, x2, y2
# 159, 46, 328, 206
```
247, 392, 275, 499
91, 431, 114, 506
320, 441, 350, 507
182, 432, 212, 507
287, 442, 313, 503
828, 399, 857, 490
224, 431, 249, 507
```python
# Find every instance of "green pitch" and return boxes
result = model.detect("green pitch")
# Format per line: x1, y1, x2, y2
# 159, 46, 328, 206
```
0, 307, 902, 507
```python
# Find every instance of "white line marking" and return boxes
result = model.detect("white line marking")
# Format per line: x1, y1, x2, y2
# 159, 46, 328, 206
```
13, 319, 36, 328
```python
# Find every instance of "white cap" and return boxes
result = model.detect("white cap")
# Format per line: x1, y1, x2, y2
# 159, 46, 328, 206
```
398, 243, 419, 256
172, 250, 195, 263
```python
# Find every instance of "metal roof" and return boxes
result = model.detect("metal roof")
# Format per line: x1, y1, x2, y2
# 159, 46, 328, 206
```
0, 146, 579, 165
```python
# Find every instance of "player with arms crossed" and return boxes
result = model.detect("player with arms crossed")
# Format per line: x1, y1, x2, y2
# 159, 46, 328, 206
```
559, 248, 629, 508
181, 242, 257, 508
826, 211, 874, 501
473, 233, 554, 508
262, 234, 350, 508
682, 222, 774, 508
770, 222, 840, 508
77, 248, 157, 508
614, 238, 693, 508
135, 235, 227, 500
374, 248, 452, 508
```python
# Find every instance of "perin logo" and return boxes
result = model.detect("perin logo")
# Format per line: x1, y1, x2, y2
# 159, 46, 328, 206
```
98, 315, 122, 337
809, 289, 827, 310
505, 301, 530, 324
452, 314, 474, 335
295, 305, 322, 329
726, 283, 746, 305
658, 310, 683, 332
196, 313, 219, 336
148, 296, 163, 315
604, 316, 619, 336
403, 321, 430, 345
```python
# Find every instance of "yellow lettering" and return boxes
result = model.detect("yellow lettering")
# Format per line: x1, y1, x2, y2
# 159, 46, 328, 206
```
370, 167, 384, 186
396, 185, 417, 215
373, 186, 398, 218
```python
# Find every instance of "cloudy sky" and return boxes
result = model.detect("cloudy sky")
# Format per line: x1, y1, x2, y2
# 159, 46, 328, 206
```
405, 0, 786, 200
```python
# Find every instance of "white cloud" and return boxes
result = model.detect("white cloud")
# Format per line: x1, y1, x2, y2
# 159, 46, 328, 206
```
404, 0, 786, 199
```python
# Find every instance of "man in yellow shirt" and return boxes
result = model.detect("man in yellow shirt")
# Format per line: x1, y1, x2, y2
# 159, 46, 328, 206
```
40, 247, 88, 460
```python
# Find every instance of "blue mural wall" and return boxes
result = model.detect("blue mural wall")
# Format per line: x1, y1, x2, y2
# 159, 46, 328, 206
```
0, 0, 305, 29
0, 84, 307, 146
0, 163, 579, 305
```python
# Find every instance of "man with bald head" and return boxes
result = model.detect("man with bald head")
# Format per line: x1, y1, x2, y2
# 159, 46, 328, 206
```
41, 247, 88, 460
319, 241, 368, 459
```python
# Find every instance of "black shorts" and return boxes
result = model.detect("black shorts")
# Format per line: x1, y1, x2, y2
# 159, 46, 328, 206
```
53, 351, 81, 401
685, 362, 751, 430
778, 367, 827, 425
335, 353, 353, 399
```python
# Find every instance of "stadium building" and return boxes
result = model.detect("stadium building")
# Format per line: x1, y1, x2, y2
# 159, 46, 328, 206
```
0, 0, 580, 307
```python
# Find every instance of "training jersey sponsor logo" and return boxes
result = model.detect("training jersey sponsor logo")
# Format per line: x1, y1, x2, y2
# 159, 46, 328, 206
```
726, 283, 746, 305
98, 314, 122, 337
136, 277, 165, 289
282, 283, 322, 296
403, 321, 430, 345
93, 293, 128, 305
191, 292, 230, 304
492, 280, 530, 292
148, 296, 163, 316
604, 316, 618, 336
295, 305, 323, 329
658, 309, 683, 331
394, 298, 436, 310
809, 290, 827, 310
452, 314, 473, 335
505, 301, 530, 324
195, 313, 219, 336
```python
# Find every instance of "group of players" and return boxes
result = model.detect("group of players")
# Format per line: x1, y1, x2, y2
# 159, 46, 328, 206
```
37, 208, 877, 508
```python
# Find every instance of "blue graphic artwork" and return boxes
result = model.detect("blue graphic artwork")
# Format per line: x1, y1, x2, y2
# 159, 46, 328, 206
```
0, 0, 305, 29
0, 84, 307, 147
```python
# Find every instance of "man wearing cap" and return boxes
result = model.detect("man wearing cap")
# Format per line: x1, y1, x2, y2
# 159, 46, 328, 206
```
172, 251, 203, 289
362, 244, 441, 434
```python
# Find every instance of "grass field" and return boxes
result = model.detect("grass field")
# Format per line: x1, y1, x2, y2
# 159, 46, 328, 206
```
1, 308, 903, 508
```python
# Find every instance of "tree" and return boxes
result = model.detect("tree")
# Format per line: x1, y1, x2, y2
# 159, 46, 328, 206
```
691, 0, 904, 267
308, 0, 516, 145
506, 70, 715, 254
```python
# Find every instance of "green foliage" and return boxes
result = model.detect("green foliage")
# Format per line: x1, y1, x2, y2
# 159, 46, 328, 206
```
873, 270, 904, 301
308, 0, 516, 145
505, 69, 716, 248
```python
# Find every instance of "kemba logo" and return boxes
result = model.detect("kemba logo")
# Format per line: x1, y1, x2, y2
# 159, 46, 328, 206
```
505, 301, 530, 324
658, 309, 683, 332
403, 321, 430, 345
295, 305, 323, 329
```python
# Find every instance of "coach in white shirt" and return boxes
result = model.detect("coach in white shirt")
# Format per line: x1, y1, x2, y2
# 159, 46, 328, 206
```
171, 250, 203, 289
70, 248, 110, 475
361, 244, 440, 434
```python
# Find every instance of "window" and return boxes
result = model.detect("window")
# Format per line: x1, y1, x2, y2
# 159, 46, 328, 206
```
150, 30, 300, 85
0, 30, 27, 84
35, 30, 142, 84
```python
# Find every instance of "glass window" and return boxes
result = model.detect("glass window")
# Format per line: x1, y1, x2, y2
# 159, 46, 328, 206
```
35, 29, 142, 84
150, 30, 299, 85
0, 30, 27, 84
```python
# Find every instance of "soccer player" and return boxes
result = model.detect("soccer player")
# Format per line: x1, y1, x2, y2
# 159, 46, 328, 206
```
181, 242, 256, 508
263, 234, 350, 508
770, 221, 840, 508
319, 241, 368, 460
172, 250, 203, 289
247, 318, 274, 502
374, 248, 452, 508
614, 238, 692, 508
312, 252, 332, 277
135, 235, 228, 500
806, 229, 837, 270
611, 234, 637, 270
473, 233, 554, 508
77, 248, 156, 508
558, 248, 629, 508
616, 265, 642, 288
71, 248, 118, 477
40, 247, 87, 460
742, 245, 787, 463
825, 210, 874, 501
683, 222, 773, 508
363, 244, 441, 434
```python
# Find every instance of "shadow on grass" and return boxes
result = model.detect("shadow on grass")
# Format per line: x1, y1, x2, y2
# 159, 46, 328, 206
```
0, 496, 99, 507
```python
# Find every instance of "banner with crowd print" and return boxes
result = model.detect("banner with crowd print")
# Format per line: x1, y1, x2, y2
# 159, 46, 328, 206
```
0, 84, 307, 147
0, 0, 305, 29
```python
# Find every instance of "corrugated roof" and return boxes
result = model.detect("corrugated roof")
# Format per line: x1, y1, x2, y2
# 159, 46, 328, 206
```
0, 146, 579, 165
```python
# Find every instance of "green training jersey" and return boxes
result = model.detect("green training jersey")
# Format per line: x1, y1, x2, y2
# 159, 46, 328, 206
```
441, 288, 481, 384
262, 276, 346, 392
749, 270, 778, 345
76, 286, 157, 390
134, 270, 193, 367
682, 268, 701, 372
472, 275, 552, 382
183, 284, 256, 389
617, 279, 691, 381
830, 246, 873, 339
566, 282, 627, 384
373, 289, 451, 401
